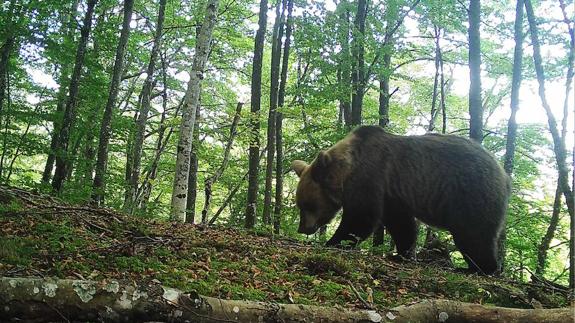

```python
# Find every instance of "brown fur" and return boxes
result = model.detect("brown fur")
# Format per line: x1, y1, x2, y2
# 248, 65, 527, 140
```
292, 125, 510, 275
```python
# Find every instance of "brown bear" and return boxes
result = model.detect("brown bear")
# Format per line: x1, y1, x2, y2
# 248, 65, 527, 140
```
291, 125, 510, 275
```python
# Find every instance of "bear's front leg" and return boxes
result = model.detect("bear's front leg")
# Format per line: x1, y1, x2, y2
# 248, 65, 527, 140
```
325, 199, 381, 248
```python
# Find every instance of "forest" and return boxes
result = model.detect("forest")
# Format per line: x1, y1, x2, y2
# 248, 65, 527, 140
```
0, 0, 574, 321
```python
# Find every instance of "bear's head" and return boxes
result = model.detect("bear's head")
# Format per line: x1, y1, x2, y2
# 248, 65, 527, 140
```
291, 148, 351, 235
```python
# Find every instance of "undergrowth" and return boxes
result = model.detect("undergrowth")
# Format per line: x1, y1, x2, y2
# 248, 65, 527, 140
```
0, 186, 570, 309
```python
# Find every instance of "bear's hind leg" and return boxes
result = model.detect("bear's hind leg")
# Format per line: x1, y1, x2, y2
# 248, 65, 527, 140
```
452, 232, 499, 275
385, 212, 418, 258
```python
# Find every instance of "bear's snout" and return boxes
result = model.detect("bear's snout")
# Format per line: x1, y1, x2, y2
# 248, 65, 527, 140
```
298, 218, 318, 235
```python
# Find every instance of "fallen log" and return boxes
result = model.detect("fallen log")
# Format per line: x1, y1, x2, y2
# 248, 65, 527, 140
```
0, 277, 572, 322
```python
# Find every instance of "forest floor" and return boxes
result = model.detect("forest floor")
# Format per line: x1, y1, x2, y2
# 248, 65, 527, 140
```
0, 185, 571, 311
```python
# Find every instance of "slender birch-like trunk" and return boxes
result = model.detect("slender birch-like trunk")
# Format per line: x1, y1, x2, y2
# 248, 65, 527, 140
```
170, 0, 219, 222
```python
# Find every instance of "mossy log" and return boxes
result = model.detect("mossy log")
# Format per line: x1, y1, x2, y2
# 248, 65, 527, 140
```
0, 277, 572, 322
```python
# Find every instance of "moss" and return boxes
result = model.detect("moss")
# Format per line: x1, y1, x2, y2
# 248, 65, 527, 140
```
302, 253, 352, 277
0, 236, 36, 265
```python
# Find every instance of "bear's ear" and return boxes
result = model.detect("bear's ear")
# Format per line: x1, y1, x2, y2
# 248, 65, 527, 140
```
291, 160, 309, 177
316, 151, 332, 169
311, 151, 333, 183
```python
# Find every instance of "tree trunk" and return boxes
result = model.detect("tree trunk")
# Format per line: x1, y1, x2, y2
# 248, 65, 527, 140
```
91, 0, 134, 204
350, 0, 367, 126
374, 48, 392, 247
274, 0, 293, 235
526, 0, 575, 286
183, 100, 200, 223
245, 0, 269, 229
210, 148, 267, 226
263, 0, 286, 225
337, 1, 352, 128
42, 0, 81, 184
500, 0, 525, 273
557, 0, 575, 289
52, 0, 98, 192
468, 0, 483, 143
186, 139, 199, 223
125, 0, 167, 211
170, 0, 219, 222
378, 51, 391, 129
535, 184, 562, 275
503, 0, 524, 175
5, 277, 571, 323
525, 0, 574, 220
201, 102, 243, 224
0, 0, 19, 121
428, 26, 442, 132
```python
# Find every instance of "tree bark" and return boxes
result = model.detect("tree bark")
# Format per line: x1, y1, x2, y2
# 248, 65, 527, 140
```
170, 0, 219, 222
428, 26, 442, 132
263, 0, 286, 225
337, 0, 352, 128
185, 104, 201, 224
503, 0, 524, 176
0, 0, 19, 122
125, 0, 167, 211
536, 184, 562, 275
526, 0, 575, 286
42, 0, 81, 184
91, 0, 134, 204
500, 0, 525, 273
378, 51, 391, 129
245, 0, 269, 229
468, 0, 483, 143
52, 0, 98, 192
525, 0, 574, 220
201, 102, 243, 224
557, 0, 575, 290
1, 277, 572, 323
350, 0, 367, 126
274, 0, 293, 235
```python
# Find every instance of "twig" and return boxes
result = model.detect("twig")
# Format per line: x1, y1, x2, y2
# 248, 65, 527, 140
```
347, 280, 374, 310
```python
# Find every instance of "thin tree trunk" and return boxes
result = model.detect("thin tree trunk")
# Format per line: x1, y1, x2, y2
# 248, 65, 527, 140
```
245, 0, 269, 229
525, 1, 575, 285
536, 184, 562, 275
52, 0, 98, 192
350, 0, 367, 126
185, 131, 199, 223
201, 103, 243, 224
125, 0, 167, 211
503, 0, 524, 176
140, 95, 183, 210
428, 26, 441, 132
42, 0, 79, 184
337, 1, 352, 128
378, 51, 391, 129
5, 91, 46, 182
170, 0, 219, 222
524, 0, 574, 218
374, 48, 392, 247
185, 104, 201, 224
263, 0, 286, 225
557, 0, 574, 287
274, 0, 293, 234
91, 0, 134, 204
210, 148, 267, 226
500, 0, 525, 273
0, 0, 18, 119
468, 0, 483, 143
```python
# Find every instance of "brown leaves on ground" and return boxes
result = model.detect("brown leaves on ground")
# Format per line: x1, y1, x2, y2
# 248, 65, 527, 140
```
0, 185, 570, 310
